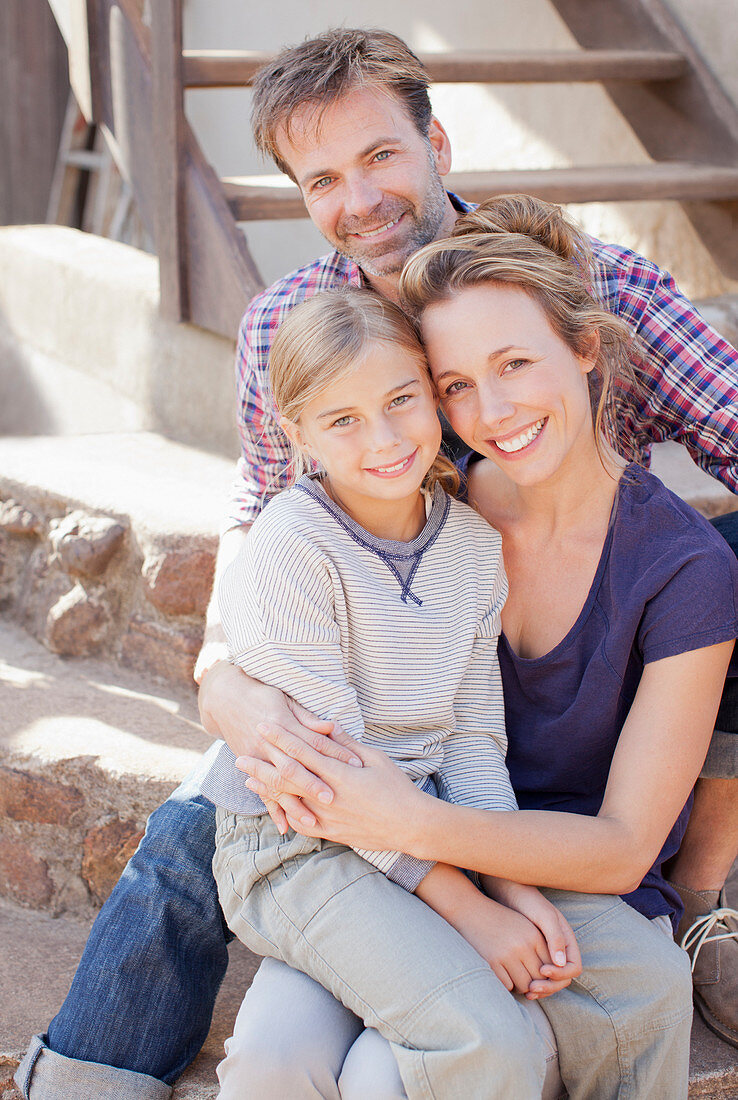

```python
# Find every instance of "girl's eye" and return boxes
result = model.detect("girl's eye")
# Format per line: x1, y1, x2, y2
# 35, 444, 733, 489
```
389, 394, 411, 408
331, 415, 355, 428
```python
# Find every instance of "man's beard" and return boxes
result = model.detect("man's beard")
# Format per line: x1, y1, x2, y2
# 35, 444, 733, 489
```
332, 148, 449, 278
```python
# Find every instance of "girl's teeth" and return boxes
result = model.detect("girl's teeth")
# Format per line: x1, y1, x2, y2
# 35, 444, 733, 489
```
374, 456, 410, 473
496, 418, 546, 454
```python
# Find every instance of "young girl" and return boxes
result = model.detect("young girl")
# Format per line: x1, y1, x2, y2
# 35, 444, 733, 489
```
201, 287, 576, 1099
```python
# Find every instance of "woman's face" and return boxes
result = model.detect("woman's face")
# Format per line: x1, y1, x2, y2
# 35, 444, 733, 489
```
420, 283, 598, 487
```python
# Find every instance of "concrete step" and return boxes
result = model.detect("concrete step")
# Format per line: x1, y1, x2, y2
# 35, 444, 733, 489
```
1, 895, 736, 1099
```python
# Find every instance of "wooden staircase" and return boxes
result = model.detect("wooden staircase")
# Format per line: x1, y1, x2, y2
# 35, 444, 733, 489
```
50, 0, 738, 340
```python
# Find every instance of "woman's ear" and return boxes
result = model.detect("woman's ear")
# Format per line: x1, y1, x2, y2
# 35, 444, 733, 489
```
578, 330, 600, 374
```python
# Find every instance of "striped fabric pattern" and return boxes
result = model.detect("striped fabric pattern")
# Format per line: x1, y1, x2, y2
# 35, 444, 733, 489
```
202, 476, 517, 890
223, 193, 738, 533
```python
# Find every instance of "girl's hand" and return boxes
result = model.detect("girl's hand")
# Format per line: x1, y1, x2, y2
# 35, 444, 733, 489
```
481, 877, 582, 996
239, 730, 427, 852
449, 891, 572, 997
198, 661, 361, 832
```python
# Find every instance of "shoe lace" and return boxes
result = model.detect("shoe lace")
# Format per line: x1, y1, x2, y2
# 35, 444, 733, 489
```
680, 906, 738, 973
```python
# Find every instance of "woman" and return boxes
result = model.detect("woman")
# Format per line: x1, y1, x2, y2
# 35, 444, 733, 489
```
214, 196, 738, 1098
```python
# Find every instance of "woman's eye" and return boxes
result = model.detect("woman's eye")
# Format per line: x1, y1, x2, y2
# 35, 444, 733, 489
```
502, 358, 528, 373
444, 380, 469, 396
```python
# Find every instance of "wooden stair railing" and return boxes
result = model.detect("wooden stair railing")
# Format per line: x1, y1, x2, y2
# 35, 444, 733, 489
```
48, 0, 738, 340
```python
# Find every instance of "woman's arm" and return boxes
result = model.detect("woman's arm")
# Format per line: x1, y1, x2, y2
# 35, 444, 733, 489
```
239, 641, 733, 893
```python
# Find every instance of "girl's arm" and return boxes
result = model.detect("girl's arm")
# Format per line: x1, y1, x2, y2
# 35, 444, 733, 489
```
238, 641, 733, 892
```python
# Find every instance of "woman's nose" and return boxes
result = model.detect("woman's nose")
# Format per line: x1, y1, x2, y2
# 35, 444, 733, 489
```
477, 379, 516, 428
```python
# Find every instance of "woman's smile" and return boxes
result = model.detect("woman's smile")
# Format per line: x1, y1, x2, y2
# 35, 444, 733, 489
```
489, 417, 548, 456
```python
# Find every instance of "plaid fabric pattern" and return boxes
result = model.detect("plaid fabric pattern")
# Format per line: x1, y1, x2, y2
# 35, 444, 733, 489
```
224, 195, 738, 531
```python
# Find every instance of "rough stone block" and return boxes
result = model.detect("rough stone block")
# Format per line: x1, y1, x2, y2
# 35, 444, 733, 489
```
0, 768, 84, 825
44, 583, 112, 657
0, 839, 53, 907
142, 548, 215, 616
48, 510, 126, 578
82, 818, 144, 904
0, 501, 42, 538
121, 616, 202, 684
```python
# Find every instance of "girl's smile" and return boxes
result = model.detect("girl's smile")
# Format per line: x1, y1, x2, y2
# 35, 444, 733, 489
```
282, 341, 442, 541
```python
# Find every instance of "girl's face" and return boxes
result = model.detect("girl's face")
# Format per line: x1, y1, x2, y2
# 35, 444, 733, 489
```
285, 340, 442, 519
420, 283, 598, 488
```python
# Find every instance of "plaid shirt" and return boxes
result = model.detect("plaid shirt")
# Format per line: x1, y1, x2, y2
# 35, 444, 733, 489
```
225, 195, 738, 531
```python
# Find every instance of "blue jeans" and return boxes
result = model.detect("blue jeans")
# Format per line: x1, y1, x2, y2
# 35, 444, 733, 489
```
16, 745, 229, 1098
15, 515, 738, 1097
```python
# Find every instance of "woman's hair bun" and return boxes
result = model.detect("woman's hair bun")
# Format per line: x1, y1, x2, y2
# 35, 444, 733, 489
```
451, 194, 587, 264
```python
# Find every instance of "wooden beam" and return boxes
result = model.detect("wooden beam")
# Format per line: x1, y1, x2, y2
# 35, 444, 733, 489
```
549, 0, 738, 277
151, 0, 188, 321
223, 163, 738, 221
182, 48, 687, 88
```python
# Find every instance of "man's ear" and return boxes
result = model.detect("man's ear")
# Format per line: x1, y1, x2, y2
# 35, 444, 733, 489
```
428, 117, 452, 177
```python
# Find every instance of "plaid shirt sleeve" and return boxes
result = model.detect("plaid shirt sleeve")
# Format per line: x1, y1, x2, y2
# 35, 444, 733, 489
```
222, 253, 363, 532
591, 241, 738, 493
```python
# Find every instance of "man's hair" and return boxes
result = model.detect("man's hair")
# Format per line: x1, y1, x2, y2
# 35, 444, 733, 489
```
251, 28, 433, 180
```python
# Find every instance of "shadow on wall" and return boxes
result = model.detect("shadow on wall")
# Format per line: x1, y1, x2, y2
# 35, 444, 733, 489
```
0, 309, 56, 436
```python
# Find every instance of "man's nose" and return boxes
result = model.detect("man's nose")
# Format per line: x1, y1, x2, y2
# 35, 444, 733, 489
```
343, 173, 383, 219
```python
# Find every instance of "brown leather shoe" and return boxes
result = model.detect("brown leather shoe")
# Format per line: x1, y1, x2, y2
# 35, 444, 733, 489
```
674, 882, 738, 1049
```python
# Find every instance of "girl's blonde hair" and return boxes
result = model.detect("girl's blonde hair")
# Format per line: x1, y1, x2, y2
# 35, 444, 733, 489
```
399, 194, 644, 466
269, 287, 459, 494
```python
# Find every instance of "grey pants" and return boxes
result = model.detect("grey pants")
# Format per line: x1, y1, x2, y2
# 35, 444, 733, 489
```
214, 810, 692, 1100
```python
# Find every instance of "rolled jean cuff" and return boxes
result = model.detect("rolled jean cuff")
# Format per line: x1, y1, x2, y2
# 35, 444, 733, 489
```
15, 1035, 172, 1100
700, 728, 738, 779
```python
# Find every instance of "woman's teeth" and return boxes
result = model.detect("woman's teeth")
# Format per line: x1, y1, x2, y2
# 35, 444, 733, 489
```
495, 418, 546, 454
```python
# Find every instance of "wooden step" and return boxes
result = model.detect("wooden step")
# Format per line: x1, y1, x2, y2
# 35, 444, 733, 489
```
183, 49, 687, 89
223, 162, 738, 222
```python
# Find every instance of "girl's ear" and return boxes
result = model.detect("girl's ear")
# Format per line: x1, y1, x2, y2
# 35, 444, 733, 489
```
278, 415, 304, 449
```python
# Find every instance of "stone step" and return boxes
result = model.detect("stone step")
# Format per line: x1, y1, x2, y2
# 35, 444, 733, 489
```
1, 895, 735, 1100
0, 431, 236, 686
0, 619, 206, 918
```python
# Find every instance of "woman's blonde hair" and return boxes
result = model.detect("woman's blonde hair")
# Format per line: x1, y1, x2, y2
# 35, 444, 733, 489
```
270, 287, 459, 494
399, 194, 644, 465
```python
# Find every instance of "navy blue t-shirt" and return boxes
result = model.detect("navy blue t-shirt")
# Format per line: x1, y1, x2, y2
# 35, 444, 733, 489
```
463, 458, 738, 931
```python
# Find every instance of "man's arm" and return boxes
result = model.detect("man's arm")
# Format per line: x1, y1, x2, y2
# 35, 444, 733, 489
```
593, 241, 738, 490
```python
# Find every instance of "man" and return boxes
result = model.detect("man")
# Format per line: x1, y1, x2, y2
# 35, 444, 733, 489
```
16, 27, 738, 1100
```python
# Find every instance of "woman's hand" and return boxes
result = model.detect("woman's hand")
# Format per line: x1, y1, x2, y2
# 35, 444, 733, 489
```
198, 661, 362, 832
239, 728, 428, 853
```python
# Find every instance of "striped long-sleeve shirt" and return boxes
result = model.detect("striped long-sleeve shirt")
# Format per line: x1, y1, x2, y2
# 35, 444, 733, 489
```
222, 193, 738, 532
201, 475, 517, 892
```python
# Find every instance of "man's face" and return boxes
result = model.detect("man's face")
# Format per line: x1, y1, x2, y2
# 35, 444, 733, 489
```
275, 86, 456, 288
